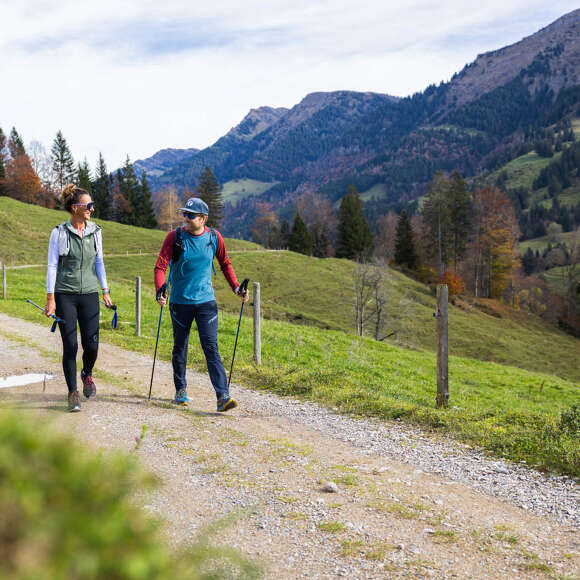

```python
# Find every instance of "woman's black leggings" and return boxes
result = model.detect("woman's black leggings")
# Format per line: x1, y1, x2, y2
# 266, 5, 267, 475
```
55, 292, 100, 393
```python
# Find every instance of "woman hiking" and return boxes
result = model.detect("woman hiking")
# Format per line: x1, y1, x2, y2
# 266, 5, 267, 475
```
45, 184, 112, 412
154, 197, 248, 412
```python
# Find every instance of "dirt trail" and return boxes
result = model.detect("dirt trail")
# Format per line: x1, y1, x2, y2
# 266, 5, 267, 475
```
0, 312, 578, 579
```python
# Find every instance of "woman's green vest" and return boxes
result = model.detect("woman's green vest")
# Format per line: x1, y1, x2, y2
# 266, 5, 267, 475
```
55, 221, 101, 294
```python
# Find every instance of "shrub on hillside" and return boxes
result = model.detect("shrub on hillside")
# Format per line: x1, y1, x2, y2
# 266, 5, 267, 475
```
440, 270, 465, 296
559, 404, 580, 438
0, 411, 261, 580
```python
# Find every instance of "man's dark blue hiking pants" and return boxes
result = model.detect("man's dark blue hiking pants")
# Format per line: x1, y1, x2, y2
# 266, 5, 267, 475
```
169, 301, 228, 399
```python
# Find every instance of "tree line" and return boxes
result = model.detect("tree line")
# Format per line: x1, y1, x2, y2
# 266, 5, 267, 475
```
248, 169, 577, 336
0, 127, 157, 229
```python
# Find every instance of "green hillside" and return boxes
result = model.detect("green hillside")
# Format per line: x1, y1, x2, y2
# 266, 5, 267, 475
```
1, 197, 578, 382
519, 230, 578, 254
360, 183, 388, 202
220, 179, 278, 204
487, 151, 559, 192
0, 198, 578, 475
0, 197, 259, 265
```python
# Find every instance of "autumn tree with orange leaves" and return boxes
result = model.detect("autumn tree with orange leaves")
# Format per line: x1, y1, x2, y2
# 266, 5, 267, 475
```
2, 127, 46, 206
468, 187, 520, 298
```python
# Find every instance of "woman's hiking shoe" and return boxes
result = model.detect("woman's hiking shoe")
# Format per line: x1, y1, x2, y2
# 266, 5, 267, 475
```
173, 388, 189, 406
68, 391, 81, 412
81, 371, 96, 399
217, 395, 237, 412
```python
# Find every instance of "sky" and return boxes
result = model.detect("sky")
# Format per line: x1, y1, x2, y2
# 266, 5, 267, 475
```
1, 1, 578, 171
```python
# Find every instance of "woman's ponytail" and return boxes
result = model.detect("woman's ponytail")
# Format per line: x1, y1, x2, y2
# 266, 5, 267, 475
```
61, 184, 88, 213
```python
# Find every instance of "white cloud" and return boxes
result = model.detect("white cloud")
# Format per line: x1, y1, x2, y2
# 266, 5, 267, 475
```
1, 1, 577, 171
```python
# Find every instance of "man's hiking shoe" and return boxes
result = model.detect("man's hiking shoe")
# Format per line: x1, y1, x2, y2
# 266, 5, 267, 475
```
217, 395, 237, 413
173, 388, 189, 406
68, 390, 81, 412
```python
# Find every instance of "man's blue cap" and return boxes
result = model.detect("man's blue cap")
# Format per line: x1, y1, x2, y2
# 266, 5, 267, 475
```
180, 197, 209, 215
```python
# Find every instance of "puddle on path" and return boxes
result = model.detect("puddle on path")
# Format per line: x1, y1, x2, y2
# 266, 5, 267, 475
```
0, 374, 53, 388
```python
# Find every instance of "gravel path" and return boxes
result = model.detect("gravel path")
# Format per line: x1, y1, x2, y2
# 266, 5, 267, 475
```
236, 389, 580, 528
0, 312, 578, 579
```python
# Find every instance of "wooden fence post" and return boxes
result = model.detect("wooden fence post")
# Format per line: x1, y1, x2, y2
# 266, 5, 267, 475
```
253, 282, 261, 365
436, 284, 449, 407
2, 263, 5, 300
135, 276, 141, 336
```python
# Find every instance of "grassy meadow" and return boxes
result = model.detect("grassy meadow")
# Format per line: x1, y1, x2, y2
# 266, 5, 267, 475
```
0, 198, 578, 476
485, 149, 580, 210
220, 179, 278, 204
519, 230, 578, 255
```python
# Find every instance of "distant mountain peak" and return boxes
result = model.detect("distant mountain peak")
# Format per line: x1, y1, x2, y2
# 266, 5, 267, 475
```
225, 106, 288, 141
446, 8, 580, 107
133, 147, 200, 178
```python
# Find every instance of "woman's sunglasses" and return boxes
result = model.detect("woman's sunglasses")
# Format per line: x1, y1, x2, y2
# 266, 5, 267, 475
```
73, 202, 95, 211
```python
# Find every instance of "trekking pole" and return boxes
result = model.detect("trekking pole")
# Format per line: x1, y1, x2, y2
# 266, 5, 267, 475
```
228, 278, 250, 389
101, 300, 118, 329
148, 284, 167, 401
25, 299, 65, 332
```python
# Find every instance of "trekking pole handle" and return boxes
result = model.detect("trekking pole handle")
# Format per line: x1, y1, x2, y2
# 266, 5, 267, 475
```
237, 278, 250, 296
101, 300, 117, 310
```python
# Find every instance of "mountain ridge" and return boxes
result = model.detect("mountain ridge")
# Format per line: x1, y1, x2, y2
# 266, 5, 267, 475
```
134, 9, 580, 236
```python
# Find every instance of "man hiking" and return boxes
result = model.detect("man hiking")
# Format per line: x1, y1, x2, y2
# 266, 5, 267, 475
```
154, 197, 248, 412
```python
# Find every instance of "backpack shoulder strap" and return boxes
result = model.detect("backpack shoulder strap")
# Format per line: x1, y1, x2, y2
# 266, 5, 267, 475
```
93, 225, 102, 253
209, 227, 218, 276
172, 227, 183, 262
55, 223, 70, 257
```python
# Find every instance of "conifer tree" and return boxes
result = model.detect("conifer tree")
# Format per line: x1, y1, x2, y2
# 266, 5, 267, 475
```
118, 156, 140, 226
280, 219, 290, 248
197, 165, 223, 229
447, 171, 471, 271
394, 209, 417, 269
335, 185, 373, 260
92, 153, 111, 219
0, 128, 6, 195
8, 128, 25, 157
287, 212, 312, 255
522, 247, 536, 275
113, 168, 131, 225
139, 171, 157, 228
51, 131, 75, 194
421, 171, 451, 276
76, 158, 92, 194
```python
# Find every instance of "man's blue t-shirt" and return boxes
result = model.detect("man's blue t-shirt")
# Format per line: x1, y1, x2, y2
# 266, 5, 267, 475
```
169, 228, 218, 305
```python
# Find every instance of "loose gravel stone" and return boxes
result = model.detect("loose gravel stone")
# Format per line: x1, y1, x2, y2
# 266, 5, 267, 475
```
321, 481, 339, 493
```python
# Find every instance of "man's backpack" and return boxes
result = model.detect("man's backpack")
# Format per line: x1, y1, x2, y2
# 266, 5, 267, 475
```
172, 226, 218, 274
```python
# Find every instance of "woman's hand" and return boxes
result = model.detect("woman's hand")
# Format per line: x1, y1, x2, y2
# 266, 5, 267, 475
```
45, 294, 56, 317
103, 292, 113, 308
